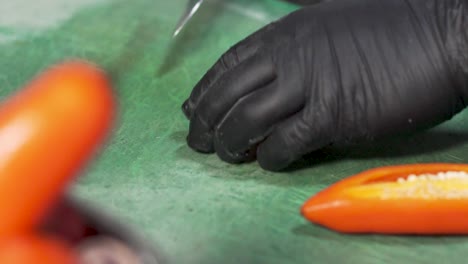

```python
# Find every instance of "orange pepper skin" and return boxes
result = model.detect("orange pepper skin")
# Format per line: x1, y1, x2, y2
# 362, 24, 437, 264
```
301, 163, 468, 234
0, 61, 115, 237
0, 236, 78, 264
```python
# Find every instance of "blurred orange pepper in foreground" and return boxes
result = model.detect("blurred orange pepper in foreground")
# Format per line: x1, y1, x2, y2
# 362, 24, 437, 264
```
0, 61, 115, 261
0, 236, 78, 264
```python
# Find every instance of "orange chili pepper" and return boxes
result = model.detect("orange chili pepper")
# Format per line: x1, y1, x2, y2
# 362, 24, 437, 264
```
0, 60, 115, 237
301, 163, 468, 234
0, 236, 78, 264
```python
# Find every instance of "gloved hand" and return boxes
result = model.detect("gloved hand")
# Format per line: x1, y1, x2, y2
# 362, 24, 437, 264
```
182, 0, 468, 171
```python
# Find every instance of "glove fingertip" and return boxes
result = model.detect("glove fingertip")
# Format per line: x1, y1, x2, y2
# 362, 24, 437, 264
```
187, 133, 214, 153
181, 99, 192, 119
257, 140, 293, 172
213, 136, 256, 164
187, 115, 215, 153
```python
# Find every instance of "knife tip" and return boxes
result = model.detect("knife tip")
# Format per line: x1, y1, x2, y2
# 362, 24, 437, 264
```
172, 27, 182, 38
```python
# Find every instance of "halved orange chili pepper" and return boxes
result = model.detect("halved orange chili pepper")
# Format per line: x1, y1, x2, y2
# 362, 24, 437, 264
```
0, 60, 115, 237
301, 163, 468, 234
0, 236, 78, 264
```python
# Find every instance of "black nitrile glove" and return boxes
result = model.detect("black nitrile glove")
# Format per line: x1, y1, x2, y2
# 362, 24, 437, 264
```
182, 0, 468, 171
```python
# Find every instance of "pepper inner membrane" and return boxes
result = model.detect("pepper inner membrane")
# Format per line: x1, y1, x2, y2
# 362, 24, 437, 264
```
345, 171, 468, 199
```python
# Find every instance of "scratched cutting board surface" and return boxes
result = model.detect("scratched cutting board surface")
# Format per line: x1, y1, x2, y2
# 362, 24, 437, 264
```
2, 0, 468, 263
